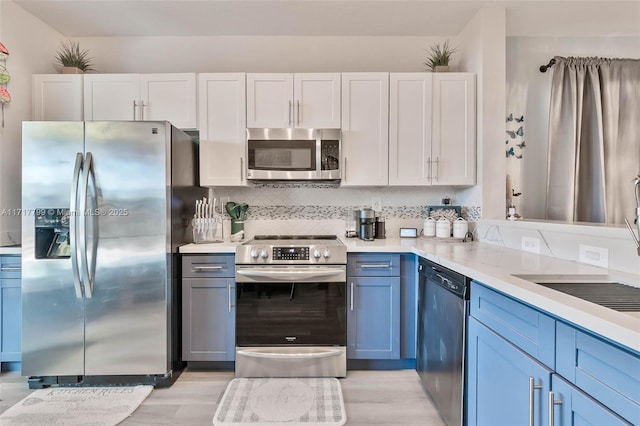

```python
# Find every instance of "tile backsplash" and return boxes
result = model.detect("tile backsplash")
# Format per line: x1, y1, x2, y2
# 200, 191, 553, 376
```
211, 185, 480, 221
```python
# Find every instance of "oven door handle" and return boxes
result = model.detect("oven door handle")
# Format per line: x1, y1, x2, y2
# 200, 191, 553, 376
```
236, 267, 344, 281
237, 349, 344, 359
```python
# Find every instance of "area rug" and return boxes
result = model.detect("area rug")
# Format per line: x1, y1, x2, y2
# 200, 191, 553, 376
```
0, 385, 153, 426
213, 378, 346, 426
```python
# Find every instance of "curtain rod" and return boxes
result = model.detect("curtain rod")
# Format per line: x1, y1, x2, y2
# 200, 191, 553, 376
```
539, 58, 556, 73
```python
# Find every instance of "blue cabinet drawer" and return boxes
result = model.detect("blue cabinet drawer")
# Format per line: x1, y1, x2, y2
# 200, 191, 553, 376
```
0, 255, 21, 279
182, 254, 235, 278
556, 321, 640, 425
470, 281, 555, 369
347, 253, 400, 277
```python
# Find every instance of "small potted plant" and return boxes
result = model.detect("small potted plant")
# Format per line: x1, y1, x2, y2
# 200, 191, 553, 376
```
55, 41, 95, 74
425, 40, 455, 72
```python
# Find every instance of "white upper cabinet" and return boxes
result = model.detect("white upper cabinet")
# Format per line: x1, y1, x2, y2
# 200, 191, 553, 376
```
432, 73, 476, 185
83, 73, 196, 129
389, 72, 476, 186
341, 73, 389, 186
140, 74, 197, 129
247, 73, 340, 128
32, 74, 83, 121
198, 73, 247, 187
389, 73, 433, 186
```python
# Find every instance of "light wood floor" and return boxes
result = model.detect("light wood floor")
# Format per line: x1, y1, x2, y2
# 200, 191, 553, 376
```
0, 369, 445, 425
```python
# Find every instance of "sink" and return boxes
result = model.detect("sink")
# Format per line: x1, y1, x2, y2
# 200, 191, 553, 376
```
512, 274, 640, 313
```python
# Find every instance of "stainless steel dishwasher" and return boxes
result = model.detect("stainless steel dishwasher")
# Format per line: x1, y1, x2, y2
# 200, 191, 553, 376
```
417, 258, 470, 426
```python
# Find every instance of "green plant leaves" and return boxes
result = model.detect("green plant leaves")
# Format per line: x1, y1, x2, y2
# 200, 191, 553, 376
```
56, 41, 94, 72
425, 40, 455, 71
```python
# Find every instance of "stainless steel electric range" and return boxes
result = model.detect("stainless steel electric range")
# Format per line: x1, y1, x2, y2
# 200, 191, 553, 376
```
234, 235, 347, 378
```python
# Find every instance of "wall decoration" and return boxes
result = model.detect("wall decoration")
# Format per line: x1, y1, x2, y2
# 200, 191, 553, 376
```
0, 42, 10, 128
505, 112, 526, 217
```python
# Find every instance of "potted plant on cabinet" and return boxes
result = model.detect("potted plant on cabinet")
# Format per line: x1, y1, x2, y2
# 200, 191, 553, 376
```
425, 40, 455, 72
55, 41, 95, 74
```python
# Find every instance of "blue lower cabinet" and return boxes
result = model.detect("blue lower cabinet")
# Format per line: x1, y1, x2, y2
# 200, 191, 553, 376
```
347, 276, 400, 359
182, 278, 235, 361
467, 317, 551, 426
550, 374, 631, 426
556, 322, 640, 425
0, 255, 22, 365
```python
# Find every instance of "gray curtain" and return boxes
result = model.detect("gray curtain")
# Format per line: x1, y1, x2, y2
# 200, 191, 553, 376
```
546, 56, 640, 224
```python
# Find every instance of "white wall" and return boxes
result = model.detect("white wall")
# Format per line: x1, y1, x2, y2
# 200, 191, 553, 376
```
0, 1, 65, 245
455, 7, 506, 220
506, 36, 640, 221
75, 36, 449, 73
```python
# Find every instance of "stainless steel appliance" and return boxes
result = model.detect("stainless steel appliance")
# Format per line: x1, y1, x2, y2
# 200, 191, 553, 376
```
417, 258, 470, 426
358, 208, 376, 241
246, 128, 341, 181
21, 121, 204, 388
234, 235, 347, 378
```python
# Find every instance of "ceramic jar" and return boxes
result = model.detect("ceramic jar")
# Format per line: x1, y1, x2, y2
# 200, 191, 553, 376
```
436, 217, 451, 238
452, 217, 469, 239
423, 217, 436, 237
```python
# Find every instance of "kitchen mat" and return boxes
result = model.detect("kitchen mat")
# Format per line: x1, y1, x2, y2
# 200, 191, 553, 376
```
0, 385, 152, 425
213, 377, 346, 426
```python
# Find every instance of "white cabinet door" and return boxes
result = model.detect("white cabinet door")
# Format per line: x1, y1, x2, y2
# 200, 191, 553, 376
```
198, 73, 247, 187
83, 74, 140, 121
140, 73, 196, 129
389, 73, 432, 186
432, 73, 476, 185
341, 73, 389, 186
246, 73, 293, 128
294, 73, 341, 128
32, 75, 83, 121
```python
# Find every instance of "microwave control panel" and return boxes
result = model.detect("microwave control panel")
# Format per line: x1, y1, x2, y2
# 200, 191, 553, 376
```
321, 140, 340, 171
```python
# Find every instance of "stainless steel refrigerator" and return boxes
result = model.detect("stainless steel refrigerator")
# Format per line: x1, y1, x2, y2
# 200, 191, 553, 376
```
21, 121, 204, 388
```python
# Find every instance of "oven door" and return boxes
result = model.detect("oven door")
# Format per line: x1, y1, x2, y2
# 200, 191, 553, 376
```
235, 265, 347, 347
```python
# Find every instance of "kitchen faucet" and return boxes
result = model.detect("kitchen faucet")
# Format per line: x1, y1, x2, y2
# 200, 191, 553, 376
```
624, 174, 640, 256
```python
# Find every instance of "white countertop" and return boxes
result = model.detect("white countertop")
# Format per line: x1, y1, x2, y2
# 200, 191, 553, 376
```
0, 245, 21, 255
179, 237, 640, 353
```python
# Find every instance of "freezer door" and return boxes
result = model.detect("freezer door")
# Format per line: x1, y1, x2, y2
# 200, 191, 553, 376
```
21, 121, 86, 376
83, 121, 170, 376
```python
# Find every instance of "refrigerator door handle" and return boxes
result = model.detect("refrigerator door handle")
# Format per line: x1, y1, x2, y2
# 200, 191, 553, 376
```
70, 152, 84, 298
79, 152, 95, 298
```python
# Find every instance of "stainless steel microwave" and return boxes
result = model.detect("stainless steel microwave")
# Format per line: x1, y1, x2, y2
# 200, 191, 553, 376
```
246, 128, 341, 181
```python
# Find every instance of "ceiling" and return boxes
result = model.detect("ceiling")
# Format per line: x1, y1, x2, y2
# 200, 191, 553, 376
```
12, 0, 640, 37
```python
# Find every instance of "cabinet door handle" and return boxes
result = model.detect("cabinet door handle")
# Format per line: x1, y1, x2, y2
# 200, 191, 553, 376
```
132, 100, 137, 120
240, 157, 244, 182
140, 100, 146, 120
296, 100, 300, 125
0, 266, 21, 271
427, 157, 432, 181
350, 282, 354, 311
548, 391, 563, 426
228, 283, 232, 313
434, 157, 439, 182
288, 100, 292, 126
528, 377, 543, 426
361, 264, 391, 269
192, 265, 224, 272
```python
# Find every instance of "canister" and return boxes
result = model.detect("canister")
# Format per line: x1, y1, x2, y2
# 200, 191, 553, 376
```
452, 217, 469, 239
436, 218, 451, 238
423, 217, 436, 237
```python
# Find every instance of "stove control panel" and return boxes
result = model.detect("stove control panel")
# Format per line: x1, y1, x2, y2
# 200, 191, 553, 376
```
273, 246, 309, 261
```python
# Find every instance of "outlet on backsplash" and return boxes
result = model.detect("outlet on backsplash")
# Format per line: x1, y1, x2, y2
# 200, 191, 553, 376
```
521, 236, 541, 254
372, 197, 382, 212
578, 244, 609, 268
